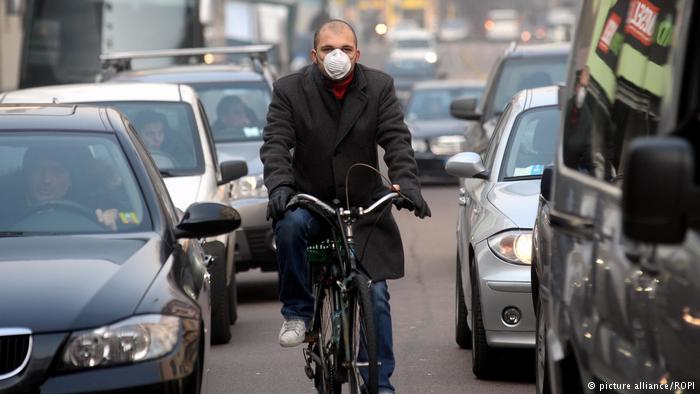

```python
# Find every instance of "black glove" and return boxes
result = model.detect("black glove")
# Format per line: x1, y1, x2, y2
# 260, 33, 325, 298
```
395, 189, 431, 218
267, 185, 295, 221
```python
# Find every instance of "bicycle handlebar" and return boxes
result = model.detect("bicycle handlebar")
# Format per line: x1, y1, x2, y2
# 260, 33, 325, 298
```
286, 192, 402, 218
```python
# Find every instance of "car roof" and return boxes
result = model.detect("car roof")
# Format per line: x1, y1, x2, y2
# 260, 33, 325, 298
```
0, 104, 116, 132
506, 43, 570, 58
111, 65, 267, 84
0, 83, 183, 104
513, 85, 560, 111
413, 79, 484, 90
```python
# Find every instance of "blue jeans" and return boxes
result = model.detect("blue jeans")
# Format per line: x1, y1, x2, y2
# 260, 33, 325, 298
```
274, 208, 395, 393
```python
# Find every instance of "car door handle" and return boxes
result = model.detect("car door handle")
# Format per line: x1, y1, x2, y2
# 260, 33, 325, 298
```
548, 208, 594, 239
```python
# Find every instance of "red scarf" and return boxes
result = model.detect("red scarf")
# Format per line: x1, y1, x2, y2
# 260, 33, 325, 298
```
330, 72, 354, 100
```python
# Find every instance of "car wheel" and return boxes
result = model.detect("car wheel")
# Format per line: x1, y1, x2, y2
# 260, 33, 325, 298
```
207, 241, 231, 345
455, 252, 472, 349
536, 293, 551, 394
470, 262, 497, 379
228, 260, 238, 325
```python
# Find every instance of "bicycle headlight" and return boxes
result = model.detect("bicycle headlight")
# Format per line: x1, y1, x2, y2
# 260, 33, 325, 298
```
62, 315, 181, 369
487, 230, 533, 265
231, 174, 268, 199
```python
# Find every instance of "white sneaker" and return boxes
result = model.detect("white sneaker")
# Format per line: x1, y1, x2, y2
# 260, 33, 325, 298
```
278, 319, 306, 347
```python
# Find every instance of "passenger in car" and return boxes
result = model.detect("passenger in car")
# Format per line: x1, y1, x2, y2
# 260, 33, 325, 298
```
213, 95, 259, 139
132, 110, 186, 167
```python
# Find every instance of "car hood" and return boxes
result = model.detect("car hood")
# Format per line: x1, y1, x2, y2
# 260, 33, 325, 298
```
487, 180, 540, 228
216, 141, 263, 176
0, 236, 161, 333
407, 118, 471, 139
164, 176, 201, 211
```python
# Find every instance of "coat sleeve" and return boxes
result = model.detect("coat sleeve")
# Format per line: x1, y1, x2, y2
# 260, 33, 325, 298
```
260, 82, 297, 192
375, 78, 421, 191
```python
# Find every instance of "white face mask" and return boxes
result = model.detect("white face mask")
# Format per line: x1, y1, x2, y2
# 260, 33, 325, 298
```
322, 49, 352, 80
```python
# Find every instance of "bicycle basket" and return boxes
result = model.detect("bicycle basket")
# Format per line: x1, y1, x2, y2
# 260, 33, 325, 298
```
306, 239, 337, 265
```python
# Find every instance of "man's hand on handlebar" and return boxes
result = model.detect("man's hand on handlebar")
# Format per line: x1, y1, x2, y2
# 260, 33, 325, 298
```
394, 187, 431, 219
267, 185, 295, 221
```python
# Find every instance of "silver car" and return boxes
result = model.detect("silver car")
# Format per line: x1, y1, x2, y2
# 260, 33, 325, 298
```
446, 86, 560, 379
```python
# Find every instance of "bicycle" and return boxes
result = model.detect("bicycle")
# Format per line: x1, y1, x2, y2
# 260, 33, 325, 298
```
286, 191, 403, 394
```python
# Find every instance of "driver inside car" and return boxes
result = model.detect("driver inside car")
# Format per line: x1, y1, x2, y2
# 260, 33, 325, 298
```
19, 146, 120, 230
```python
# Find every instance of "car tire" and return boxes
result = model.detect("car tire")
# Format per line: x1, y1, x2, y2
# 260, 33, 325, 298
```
228, 260, 238, 325
455, 253, 472, 349
207, 241, 231, 345
470, 262, 497, 379
536, 293, 551, 394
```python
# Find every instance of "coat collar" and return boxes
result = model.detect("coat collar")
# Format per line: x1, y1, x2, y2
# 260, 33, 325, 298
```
304, 64, 368, 148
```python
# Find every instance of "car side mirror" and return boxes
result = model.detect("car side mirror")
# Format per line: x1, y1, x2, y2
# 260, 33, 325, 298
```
175, 202, 242, 239
623, 137, 699, 244
450, 97, 480, 121
445, 152, 489, 179
219, 160, 248, 185
540, 166, 554, 201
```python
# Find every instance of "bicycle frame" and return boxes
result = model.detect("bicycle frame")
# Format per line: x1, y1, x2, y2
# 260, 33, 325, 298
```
290, 192, 399, 393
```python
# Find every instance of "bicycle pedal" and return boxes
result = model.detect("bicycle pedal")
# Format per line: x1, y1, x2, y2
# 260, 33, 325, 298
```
304, 365, 314, 379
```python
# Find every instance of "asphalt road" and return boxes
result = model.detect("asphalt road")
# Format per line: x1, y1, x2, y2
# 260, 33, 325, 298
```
208, 188, 534, 394
206, 40, 535, 393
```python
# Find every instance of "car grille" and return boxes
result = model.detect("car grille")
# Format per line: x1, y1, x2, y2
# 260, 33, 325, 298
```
0, 329, 32, 380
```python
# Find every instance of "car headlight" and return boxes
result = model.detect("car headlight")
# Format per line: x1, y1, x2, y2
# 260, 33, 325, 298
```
412, 138, 429, 153
62, 315, 181, 369
425, 51, 438, 64
231, 174, 268, 199
430, 135, 466, 156
487, 230, 532, 265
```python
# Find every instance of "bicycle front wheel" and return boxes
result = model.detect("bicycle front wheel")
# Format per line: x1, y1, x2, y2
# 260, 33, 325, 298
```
347, 274, 378, 394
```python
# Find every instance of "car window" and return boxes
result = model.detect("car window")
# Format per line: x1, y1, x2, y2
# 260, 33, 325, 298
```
96, 101, 204, 176
394, 39, 431, 49
561, 0, 682, 186
188, 81, 271, 143
406, 87, 484, 121
490, 55, 568, 118
0, 132, 152, 234
501, 106, 560, 180
384, 59, 436, 78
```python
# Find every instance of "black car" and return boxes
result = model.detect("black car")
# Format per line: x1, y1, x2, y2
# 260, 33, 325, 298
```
405, 79, 484, 183
0, 104, 246, 393
451, 42, 569, 153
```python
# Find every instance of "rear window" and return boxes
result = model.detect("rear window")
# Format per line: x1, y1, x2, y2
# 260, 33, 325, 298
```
406, 87, 483, 121
0, 132, 152, 234
490, 55, 568, 117
97, 101, 204, 175
189, 81, 271, 143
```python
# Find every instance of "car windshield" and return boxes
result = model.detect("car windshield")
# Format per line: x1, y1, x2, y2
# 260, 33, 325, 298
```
394, 39, 431, 49
491, 55, 567, 117
0, 132, 152, 234
98, 102, 204, 175
501, 106, 560, 180
384, 60, 435, 78
188, 81, 271, 143
406, 87, 483, 121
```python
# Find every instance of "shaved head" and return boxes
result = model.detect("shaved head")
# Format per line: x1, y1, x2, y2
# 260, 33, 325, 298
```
313, 19, 357, 50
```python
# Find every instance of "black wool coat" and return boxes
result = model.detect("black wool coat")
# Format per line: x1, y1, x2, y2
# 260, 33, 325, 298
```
260, 63, 423, 281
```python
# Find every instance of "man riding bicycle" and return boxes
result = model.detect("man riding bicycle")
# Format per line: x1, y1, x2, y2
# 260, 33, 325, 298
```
260, 19, 431, 393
